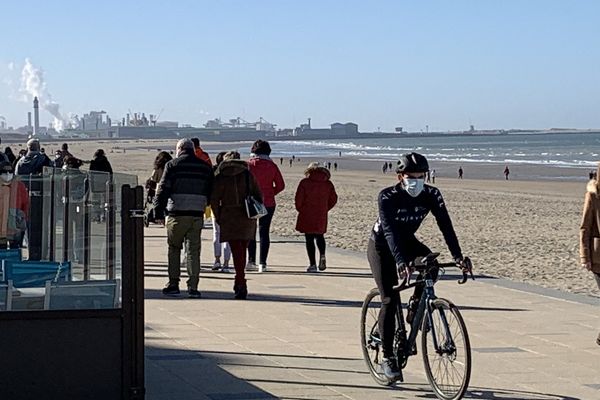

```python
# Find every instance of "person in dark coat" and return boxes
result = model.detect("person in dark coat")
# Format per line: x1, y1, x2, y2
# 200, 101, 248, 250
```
295, 162, 338, 272
210, 151, 262, 299
89, 149, 113, 174
15, 138, 52, 175
4, 147, 16, 165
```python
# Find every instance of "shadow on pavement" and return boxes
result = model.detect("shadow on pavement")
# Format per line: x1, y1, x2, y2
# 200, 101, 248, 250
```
145, 345, 278, 400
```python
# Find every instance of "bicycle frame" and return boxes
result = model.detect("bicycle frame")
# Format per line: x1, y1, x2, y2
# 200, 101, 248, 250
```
395, 270, 456, 360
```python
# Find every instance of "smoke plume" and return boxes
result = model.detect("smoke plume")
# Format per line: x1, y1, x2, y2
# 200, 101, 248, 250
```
19, 59, 73, 131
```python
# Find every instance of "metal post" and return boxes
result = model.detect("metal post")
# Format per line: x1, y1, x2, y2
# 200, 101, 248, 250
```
121, 185, 146, 399
105, 177, 115, 280
62, 175, 70, 263
49, 168, 56, 261
83, 175, 91, 280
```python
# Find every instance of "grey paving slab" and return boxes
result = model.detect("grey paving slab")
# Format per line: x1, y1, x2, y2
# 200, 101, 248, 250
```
143, 226, 600, 400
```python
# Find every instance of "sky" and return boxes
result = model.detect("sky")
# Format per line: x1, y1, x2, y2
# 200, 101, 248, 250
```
1, 0, 599, 132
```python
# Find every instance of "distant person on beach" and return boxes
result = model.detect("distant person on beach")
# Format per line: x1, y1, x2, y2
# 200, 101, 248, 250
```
154, 139, 214, 299
4, 147, 15, 165
211, 152, 231, 273
295, 162, 338, 272
89, 149, 113, 174
504, 166, 510, 180
431, 169, 436, 184
247, 140, 285, 272
14, 149, 27, 170
426, 171, 431, 183
292, 155, 296, 161
210, 151, 262, 300
579, 163, 600, 346
0, 160, 29, 248
458, 166, 463, 179
0, 138, 7, 163
388, 162, 392, 170
16, 138, 52, 175
339, 151, 342, 157
89, 149, 112, 222
368, 152, 470, 380
382, 162, 388, 174
333, 162, 338, 171
327, 161, 332, 170
280, 157, 283, 165
289, 158, 293, 167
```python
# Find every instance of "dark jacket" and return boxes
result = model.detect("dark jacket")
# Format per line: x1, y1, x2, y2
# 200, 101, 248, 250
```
210, 160, 262, 242
153, 151, 214, 217
15, 151, 52, 175
295, 167, 337, 234
89, 155, 113, 174
371, 183, 462, 266
580, 180, 600, 273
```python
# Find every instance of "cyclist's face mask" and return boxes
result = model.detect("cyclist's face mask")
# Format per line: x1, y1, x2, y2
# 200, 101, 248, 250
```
402, 174, 425, 197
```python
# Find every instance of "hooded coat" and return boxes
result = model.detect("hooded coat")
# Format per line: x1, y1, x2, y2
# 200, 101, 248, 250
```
211, 160, 263, 242
295, 166, 338, 234
579, 179, 600, 273
89, 154, 113, 174
15, 151, 52, 175
247, 155, 284, 207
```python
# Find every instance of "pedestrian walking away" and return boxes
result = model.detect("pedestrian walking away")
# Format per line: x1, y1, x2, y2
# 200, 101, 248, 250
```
504, 165, 510, 180
431, 169, 436, 184
333, 162, 338, 171
211, 152, 231, 272
295, 162, 338, 272
578, 162, 600, 346
458, 166, 463, 179
154, 139, 214, 298
247, 140, 285, 272
382, 162, 388, 174
210, 151, 263, 299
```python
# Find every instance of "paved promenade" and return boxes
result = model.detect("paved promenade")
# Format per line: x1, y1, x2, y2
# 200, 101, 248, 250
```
143, 224, 599, 400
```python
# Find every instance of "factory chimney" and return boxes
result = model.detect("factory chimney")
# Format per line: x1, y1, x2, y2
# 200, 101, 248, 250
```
33, 96, 40, 135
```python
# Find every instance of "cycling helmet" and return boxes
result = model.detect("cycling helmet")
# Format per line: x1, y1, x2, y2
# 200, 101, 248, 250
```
396, 152, 429, 174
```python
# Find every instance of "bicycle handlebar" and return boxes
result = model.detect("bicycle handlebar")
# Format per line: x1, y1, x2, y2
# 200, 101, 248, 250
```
393, 256, 474, 291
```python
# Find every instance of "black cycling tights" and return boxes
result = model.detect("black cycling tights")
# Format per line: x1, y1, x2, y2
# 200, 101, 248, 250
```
305, 234, 326, 266
367, 238, 430, 358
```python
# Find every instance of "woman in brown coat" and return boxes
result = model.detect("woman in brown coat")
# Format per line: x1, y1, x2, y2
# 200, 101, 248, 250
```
295, 162, 338, 272
210, 151, 263, 299
579, 163, 600, 345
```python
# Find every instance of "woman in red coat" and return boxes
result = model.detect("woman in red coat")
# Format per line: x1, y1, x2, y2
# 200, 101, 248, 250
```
295, 162, 338, 272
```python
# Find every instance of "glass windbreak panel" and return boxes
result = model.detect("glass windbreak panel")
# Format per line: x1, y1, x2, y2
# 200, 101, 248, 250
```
0, 167, 138, 312
111, 172, 138, 283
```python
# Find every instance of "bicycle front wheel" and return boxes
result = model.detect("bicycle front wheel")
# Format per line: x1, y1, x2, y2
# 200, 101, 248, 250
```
421, 298, 471, 400
360, 288, 393, 386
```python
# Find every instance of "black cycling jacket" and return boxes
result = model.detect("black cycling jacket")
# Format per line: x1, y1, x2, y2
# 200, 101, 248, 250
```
370, 183, 462, 266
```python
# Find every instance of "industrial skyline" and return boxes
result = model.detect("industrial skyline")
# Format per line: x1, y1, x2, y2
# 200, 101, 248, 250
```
2, 2, 600, 132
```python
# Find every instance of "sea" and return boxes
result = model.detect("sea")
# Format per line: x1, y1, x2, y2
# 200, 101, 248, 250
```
270, 132, 600, 170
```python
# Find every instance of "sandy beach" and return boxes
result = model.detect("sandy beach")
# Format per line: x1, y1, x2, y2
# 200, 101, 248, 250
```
30, 138, 600, 298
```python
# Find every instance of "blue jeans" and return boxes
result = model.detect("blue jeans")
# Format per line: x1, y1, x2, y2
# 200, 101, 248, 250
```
248, 206, 276, 265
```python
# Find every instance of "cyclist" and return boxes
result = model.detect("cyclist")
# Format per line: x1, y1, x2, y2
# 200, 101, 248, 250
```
368, 152, 468, 381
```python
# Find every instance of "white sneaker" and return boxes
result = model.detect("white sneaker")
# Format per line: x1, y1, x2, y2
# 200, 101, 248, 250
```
306, 265, 318, 273
258, 263, 267, 273
221, 266, 232, 273
246, 261, 258, 272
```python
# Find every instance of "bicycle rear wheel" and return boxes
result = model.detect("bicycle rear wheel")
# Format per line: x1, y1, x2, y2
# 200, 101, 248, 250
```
360, 288, 393, 386
421, 298, 471, 400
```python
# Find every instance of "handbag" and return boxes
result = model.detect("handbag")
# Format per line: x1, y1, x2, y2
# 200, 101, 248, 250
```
244, 171, 267, 219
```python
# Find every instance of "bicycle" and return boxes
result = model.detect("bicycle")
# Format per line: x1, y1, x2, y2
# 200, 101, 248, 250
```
360, 253, 474, 400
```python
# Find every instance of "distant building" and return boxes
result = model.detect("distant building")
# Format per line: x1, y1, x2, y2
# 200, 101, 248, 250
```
331, 122, 359, 135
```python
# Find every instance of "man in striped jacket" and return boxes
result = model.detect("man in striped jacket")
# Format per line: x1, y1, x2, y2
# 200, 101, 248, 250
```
154, 138, 214, 298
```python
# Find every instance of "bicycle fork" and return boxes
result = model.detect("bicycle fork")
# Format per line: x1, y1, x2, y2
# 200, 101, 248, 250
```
425, 300, 457, 357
